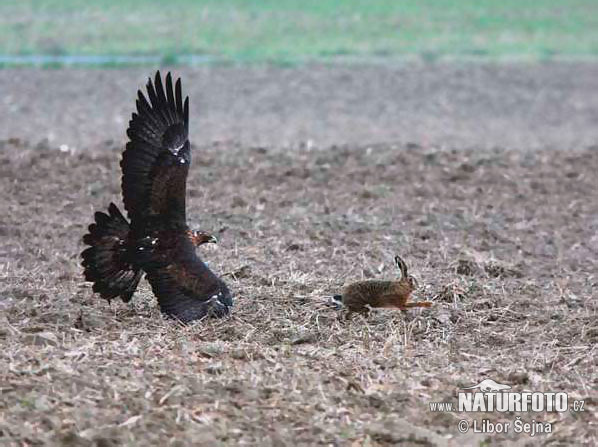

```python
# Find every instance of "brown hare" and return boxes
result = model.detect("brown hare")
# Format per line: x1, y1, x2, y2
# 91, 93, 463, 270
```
333, 255, 432, 315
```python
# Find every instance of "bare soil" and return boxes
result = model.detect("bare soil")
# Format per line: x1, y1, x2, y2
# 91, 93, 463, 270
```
2, 63, 598, 150
0, 65, 597, 446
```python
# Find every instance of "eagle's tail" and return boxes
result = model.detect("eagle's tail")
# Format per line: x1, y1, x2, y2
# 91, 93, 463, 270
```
81, 203, 142, 302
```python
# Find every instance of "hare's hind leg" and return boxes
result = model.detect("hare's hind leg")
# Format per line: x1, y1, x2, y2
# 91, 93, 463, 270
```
401, 301, 433, 310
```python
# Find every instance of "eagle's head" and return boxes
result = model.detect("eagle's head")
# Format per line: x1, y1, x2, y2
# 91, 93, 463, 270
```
189, 230, 218, 247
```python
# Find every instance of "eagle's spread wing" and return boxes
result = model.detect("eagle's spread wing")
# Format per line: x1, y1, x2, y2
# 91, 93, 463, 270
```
118, 71, 233, 322
122, 71, 190, 227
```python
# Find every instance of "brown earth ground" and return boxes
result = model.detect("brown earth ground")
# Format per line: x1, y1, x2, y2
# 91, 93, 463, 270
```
0, 65, 597, 446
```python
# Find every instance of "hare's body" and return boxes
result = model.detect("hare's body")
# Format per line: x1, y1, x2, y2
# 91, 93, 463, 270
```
335, 256, 432, 314
342, 280, 416, 312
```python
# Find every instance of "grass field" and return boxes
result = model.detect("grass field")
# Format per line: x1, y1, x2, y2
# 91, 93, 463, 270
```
2, 0, 598, 64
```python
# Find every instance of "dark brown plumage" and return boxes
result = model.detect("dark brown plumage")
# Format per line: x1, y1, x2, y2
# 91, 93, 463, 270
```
334, 256, 432, 315
81, 71, 232, 323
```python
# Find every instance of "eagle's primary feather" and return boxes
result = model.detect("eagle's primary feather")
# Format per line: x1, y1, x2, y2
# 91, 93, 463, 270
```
82, 71, 232, 323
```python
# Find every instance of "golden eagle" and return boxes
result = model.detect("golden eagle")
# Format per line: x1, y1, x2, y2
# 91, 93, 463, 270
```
81, 71, 232, 322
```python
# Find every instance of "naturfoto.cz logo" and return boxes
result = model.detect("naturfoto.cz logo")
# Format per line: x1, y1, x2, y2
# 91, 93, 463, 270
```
428, 378, 586, 437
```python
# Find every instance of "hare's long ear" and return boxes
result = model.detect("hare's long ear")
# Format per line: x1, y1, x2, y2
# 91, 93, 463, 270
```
410, 275, 419, 289
395, 255, 408, 279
